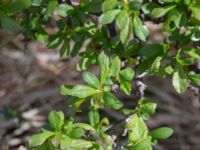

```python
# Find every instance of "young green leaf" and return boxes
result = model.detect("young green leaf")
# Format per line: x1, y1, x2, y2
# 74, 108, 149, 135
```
138, 98, 157, 119
99, 9, 121, 25
70, 85, 98, 98
35, 27, 49, 43
116, 10, 129, 29
151, 5, 176, 18
100, 132, 113, 145
51, 133, 61, 147
108, 56, 121, 77
120, 80, 132, 95
126, 114, 148, 142
89, 108, 100, 126
151, 56, 162, 72
29, 131, 55, 147
60, 85, 73, 95
48, 111, 65, 131
184, 48, 200, 59
82, 71, 101, 88
103, 92, 123, 110
119, 68, 135, 81
68, 97, 85, 112
74, 123, 95, 131
60, 136, 72, 149
120, 17, 132, 45
98, 52, 110, 84
70, 139, 93, 149
172, 64, 188, 93
133, 16, 150, 41
133, 137, 152, 150
149, 127, 173, 139
69, 127, 85, 138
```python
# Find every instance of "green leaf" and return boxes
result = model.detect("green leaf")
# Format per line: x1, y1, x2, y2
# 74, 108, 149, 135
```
70, 85, 98, 98
126, 114, 148, 142
60, 85, 73, 95
33, 141, 49, 150
120, 17, 132, 45
183, 0, 191, 5
103, 92, 123, 110
60, 40, 70, 59
161, 0, 176, 2
48, 34, 63, 49
48, 111, 65, 131
35, 27, 49, 43
5, 0, 32, 14
51, 133, 61, 147
29, 131, 55, 147
151, 5, 176, 18
151, 56, 162, 72
82, 71, 101, 88
119, 68, 135, 81
89, 107, 99, 126
85, 1, 102, 13
46, 0, 58, 17
32, 0, 43, 6
68, 97, 85, 112
70, 139, 93, 149
142, 2, 159, 15
60, 136, 72, 149
116, 10, 129, 29
100, 132, 112, 145
98, 52, 110, 84
139, 44, 168, 59
99, 117, 110, 126
190, 6, 200, 21
149, 127, 173, 139
71, 36, 85, 57
188, 72, 200, 86
133, 137, 152, 150
102, 0, 119, 12
70, 127, 85, 138
138, 98, 157, 119
133, 16, 149, 41
99, 9, 121, 25
0, 16, 21, 35
172, 64, 189, 93
129, 1, 142, 10
108, 56, 121, 77
120, 80, 132, 95
168, 9, 186, 28
74, 123, 95, 131
57, 4, 73, 17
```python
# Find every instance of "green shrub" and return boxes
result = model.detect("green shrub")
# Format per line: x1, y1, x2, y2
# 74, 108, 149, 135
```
1, 0, 199, 149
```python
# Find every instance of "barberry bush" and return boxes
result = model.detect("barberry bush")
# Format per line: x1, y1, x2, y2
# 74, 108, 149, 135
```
0, 0, 200, 149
